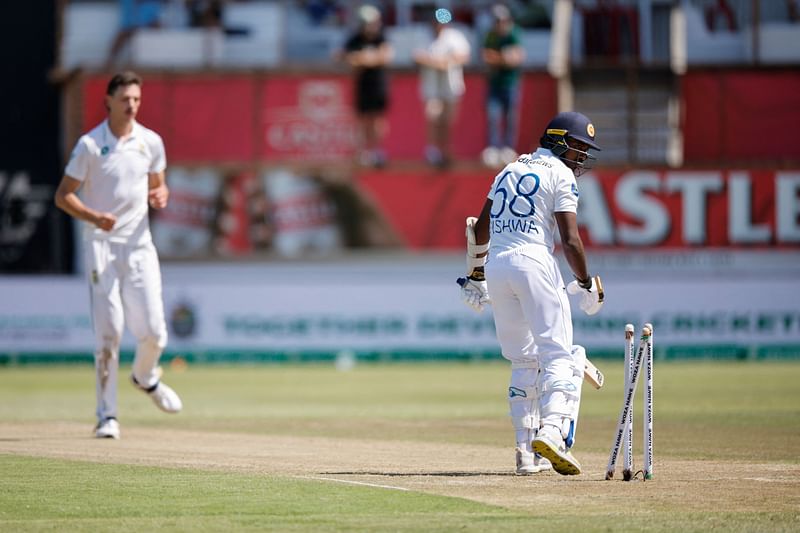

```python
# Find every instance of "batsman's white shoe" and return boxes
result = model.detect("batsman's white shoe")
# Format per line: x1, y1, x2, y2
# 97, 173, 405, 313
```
131, 375, 183, 414
95, 417, 120, 439
533, 453, 552, 473
515, 448, 552, 475
533, 425, 581, 476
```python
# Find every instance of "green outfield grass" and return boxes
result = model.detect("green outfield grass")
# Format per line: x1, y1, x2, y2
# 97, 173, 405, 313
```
1, 455, 539, 532
1, 361, 799, 531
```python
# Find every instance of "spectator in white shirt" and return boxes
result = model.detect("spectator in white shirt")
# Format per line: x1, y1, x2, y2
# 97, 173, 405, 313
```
413, 8, 471, 168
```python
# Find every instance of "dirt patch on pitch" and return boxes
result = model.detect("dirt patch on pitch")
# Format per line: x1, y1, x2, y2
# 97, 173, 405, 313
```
1, 421, 798, 516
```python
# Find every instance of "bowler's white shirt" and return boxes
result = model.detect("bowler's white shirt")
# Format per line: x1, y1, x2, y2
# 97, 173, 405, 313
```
487, 147, 578, 256
65, 120, 166, 245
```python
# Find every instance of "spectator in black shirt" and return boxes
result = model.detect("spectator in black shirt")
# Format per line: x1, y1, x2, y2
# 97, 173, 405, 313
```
340, 5, 394, 167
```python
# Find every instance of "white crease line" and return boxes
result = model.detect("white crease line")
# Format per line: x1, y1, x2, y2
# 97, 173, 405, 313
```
299, 476, 410, 491
743, 477, 798, 483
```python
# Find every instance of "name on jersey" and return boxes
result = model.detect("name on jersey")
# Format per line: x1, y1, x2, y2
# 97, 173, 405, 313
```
516, 156, 552, 169
491, 218, 539, 234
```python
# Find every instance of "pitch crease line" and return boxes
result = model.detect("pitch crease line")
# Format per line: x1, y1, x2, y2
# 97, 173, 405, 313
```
300, 476, 410, 491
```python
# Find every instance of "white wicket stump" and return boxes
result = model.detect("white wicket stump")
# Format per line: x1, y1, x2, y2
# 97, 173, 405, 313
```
605, 323, 654, 481
644, 323, 654, 480
623, 324, 635, 481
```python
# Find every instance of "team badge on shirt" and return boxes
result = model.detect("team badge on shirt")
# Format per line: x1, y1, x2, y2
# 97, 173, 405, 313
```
571, 183, 579, 197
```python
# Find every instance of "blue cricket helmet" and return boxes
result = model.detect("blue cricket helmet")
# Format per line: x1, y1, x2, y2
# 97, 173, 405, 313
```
540, 111, 600, 176
541, 111, 601, 151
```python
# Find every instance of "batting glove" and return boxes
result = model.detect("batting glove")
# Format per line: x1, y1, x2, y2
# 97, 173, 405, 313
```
457, 276, 491, 312
567, 275, 604, 316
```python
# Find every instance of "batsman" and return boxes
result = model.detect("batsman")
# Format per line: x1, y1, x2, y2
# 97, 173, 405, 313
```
458, 111, 604, 475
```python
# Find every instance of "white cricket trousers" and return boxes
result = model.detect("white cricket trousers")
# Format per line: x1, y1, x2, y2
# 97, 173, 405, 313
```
86, 239, 168, 421
486, 245, 573, 364
486, 245, 582, 436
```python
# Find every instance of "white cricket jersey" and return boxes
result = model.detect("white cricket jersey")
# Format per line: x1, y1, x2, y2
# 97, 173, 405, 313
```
65, 120, 166, 245
486, 147, 579, 256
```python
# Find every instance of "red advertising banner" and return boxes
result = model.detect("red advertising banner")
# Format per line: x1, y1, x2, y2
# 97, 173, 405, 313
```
260, 75, 358, 161
682, 70, 800, 164
168, 76, 256, 161
358, 168, 800, 249
256, 72, 554, 161
79, 71, 556, 163
78, 70, 800, 166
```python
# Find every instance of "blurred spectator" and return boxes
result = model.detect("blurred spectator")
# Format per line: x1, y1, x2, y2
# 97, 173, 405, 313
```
704, 0, 738, 31
481, 4, 525, 168
515, 0, 551, 29
106, 0, 165, 68
413, 8, 471, 168
187, 0, 224, 28
302, 0, 343, 26
339, 4, 394, 168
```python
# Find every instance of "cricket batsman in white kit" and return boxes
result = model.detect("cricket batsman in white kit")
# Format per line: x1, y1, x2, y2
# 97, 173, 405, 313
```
55, 71, 182, 440
458, 111, 604, 475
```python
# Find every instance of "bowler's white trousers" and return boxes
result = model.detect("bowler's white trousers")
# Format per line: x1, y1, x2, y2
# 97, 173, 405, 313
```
86, 238, 168, 422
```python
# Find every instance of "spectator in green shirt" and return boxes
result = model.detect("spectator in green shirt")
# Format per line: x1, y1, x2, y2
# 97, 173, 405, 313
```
481, 4, 525, 168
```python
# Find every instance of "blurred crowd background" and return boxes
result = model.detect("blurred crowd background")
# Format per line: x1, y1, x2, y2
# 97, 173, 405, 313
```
3, 0, 799, 270
0, 0, 798, 361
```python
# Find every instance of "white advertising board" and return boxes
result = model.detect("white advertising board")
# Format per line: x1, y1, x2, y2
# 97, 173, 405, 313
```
1, 253, 798, 359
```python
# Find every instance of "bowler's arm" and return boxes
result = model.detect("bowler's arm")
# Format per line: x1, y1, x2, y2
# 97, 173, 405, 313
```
148, 170, 169, 209
54, 175, 116, 231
